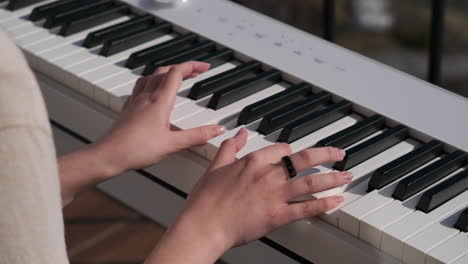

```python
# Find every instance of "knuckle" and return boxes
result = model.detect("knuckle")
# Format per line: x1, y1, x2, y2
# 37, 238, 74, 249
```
276, 142, 292, 155
154, 66, 169, 74
245, 152, 262, 165
199, 127, 212, 142
324, 198, 336, 211
304, 176, 316, 191
135, 77, 145, 85
325, 147, 338, 159
221, 138, 235, 148
299, 149, 313, 164
301, 203, 316, 218
268, 209, 283, 228
169, 68, 183, 79
330, 172, 342, 181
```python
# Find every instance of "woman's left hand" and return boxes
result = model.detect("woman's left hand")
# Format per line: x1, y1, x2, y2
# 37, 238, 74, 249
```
93, 61, 226, 176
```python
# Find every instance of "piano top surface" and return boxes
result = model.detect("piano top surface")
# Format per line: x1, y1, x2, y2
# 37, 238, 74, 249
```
122, 0, 468, 153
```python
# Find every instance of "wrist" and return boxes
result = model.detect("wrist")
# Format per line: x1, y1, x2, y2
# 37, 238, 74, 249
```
147, 212, 231, 264
84, 142, 124, 180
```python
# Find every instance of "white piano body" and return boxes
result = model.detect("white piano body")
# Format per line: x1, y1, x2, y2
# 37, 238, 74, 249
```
1, 0, 468, 263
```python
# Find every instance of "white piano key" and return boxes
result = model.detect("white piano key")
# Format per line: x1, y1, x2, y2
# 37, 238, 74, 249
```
24, 17, 131, 70
106, 61, 239, 112
426, 232, 468, 264
26, 16, 130, 55
359, 168, 462, 249
80, 63, 128, 97
339, 153, 439, 238
174, 82, 286, 128
0, 9, 16, 23
205, 118, 261, 160
235, 113, 361, 160
6, 22, 42, 38
451, 251, 468, 264
290, 114, 362, 153
317, 140, 417, 226
381, 186, 468, 259
76, 34, 174, 97
319, 180, 368, 226
52, 33, 173, 89
402, 209, 464, 264
109, 81, 134, 112
174, 61, 239, 107
94, 71, 140, 106
47, 49, 97, 89
0, 0, 55, 23
1, 18, 30, 31
14, 29, 55, 47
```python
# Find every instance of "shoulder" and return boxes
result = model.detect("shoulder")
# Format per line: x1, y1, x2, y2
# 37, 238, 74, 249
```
0, 29, 51, 135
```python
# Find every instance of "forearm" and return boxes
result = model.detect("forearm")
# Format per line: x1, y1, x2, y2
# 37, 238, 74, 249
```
58, 143, 119, 206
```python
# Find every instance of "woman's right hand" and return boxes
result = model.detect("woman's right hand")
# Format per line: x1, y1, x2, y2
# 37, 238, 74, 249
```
146, 129, 352, 264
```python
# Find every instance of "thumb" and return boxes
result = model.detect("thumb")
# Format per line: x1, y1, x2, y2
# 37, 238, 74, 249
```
208, 128, 247, 171
174, 125, 226, 149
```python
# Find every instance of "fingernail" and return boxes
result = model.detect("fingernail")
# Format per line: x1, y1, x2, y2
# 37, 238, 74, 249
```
337, 148, 346, 159
215, 126, 226, 136
342, 171, 353, 183
334, 196, 344, 205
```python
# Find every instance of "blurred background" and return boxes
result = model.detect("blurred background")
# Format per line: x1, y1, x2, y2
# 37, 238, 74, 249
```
229, 0, 468, 98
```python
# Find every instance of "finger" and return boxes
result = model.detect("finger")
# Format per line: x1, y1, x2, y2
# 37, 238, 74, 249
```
142, 74, 165, 94
127, 77, 149, 102
150, 61, 210, 110
173, 124, 226, 151
153, 60, 210, 76
153, 61, 210, 96
153, 65, 172, 75
209, 128, 248, 171
246, 142, 293, 165
134, 76, 150, 94
287, 147, 345, 174
273, 196, 343, 227
286, 171, 352, 200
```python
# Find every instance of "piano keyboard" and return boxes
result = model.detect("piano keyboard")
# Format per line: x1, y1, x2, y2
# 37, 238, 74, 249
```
2, 0, 468, 263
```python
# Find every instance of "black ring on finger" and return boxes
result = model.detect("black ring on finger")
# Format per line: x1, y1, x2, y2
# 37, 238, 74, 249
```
281, 156, 297, 179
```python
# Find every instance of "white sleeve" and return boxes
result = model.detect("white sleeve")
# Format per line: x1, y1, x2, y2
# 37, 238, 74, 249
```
0, 29, 70, 264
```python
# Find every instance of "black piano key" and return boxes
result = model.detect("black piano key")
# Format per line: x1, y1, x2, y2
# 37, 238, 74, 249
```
416, 170, 468, 213
455, 208, 468, 232
83, 15, 155, 48
334, 125, 409, 171
100, 22, 171, 56
207, 69, 281, 110
146, 45, 223, 72
316, 114, 385, 149
43, 0, 112, 29
143, 40, 216, 75
144, 48, 233, 73
188, 61, 261, 100
126, 33, 197, 69
257, 91, 331, 135
237, 82, 312, 126
367, 140, 443, 192
393, 151, 466, 201
196, 48, 233, 69
59, 3, 130, 36
278, 100, 352, 143
29, 0, 78, 21
7, 0, 46, 10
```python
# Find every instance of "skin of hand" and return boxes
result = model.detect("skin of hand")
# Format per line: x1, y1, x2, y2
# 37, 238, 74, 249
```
145, 129, 352, 264
58, 61, 226, 205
